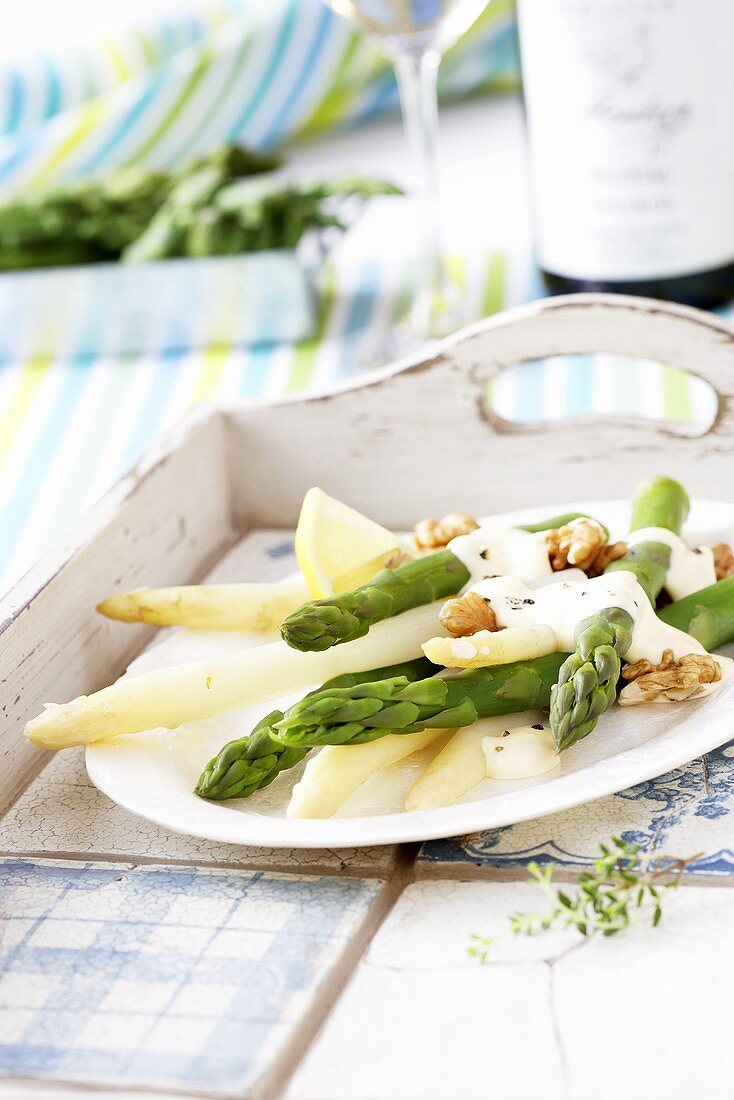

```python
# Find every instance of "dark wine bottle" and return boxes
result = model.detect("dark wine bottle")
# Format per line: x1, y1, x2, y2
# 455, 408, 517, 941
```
517, 0, 734, 308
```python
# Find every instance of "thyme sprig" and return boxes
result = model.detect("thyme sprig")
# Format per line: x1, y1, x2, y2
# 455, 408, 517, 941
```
469, 837, 700, 962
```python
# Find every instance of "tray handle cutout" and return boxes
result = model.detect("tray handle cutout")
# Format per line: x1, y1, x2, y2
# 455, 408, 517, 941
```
483, 354, 718, 439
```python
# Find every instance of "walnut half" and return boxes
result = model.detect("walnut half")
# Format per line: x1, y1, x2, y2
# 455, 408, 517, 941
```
587, 540, 628, 577
620, 648, 721, 704
712, 542, 734, 580
547, 518, 626, 576
439, 592, 499, 637
414, 512, 479, 551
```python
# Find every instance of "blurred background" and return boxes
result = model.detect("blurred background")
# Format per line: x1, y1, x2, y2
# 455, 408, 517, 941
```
0, 0, 727, 593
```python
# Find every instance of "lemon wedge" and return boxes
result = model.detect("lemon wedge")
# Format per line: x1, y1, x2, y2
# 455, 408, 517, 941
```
295, 487, 401, 598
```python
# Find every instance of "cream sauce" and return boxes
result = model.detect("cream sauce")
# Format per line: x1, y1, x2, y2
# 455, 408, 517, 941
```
625, 526, 716, 600
469, 570, 707, 664
449, 526, 553, 586
482, 719, 559, 780
527, 568, 587, 589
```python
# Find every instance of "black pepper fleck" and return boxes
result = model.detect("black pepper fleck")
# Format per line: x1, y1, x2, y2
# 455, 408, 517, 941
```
506, 595, 533, 610
531, 723, 544, 731
495, 745, 503, 752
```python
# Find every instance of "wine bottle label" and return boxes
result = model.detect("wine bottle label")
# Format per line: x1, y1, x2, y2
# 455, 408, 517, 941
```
519, 0, 734, 280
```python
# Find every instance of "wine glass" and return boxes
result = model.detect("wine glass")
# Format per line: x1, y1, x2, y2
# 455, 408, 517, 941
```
323, 0, 492, 348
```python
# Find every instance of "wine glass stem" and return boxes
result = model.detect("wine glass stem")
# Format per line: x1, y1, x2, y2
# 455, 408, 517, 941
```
392, 48, 451, 334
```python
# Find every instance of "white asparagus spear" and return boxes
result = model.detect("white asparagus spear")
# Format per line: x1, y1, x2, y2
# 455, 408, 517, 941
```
25, 602, 444, 750
422, 624, 558, 669
97, 581, 311, 631
405, 711, 545, 812
287, 728, 453, 819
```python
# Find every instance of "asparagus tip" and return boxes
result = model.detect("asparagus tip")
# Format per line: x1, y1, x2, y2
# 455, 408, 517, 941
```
97, 588, 152, 623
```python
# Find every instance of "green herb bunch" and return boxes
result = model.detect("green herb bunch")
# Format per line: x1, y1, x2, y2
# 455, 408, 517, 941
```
469, 837, 698, 962
0, 143, 401, 270
123, 171, 402, 263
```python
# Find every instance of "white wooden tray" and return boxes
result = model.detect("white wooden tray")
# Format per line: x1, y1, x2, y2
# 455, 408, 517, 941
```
4, 292, 734, 830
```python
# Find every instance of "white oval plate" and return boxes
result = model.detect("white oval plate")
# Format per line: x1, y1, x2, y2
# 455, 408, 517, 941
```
87, 498, 734, 848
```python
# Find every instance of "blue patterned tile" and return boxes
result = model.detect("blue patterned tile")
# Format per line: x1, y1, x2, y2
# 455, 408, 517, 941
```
0, 858, 380, 1094
417, 740, 734, 878
660, 742, 734, 875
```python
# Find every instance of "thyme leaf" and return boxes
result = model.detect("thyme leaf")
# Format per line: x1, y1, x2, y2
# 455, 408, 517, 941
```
468, 837, 701, 962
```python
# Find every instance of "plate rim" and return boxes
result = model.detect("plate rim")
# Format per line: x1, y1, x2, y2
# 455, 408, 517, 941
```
86, 700, 734, 848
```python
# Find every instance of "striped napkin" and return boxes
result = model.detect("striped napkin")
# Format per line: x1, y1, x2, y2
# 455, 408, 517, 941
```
0, 0, 519, 193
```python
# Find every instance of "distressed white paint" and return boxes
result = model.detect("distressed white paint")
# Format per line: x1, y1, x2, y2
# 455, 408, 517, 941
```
223, 294, 734, 527
0, 410, 236, 810
2, 293, 734, 816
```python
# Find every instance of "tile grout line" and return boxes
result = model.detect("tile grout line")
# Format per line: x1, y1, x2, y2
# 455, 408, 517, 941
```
0, 847, 394, 880
412, 861, 734, 887
256, 843, 422, 1100
10, 849, 727, 888
5, 846, 732, 885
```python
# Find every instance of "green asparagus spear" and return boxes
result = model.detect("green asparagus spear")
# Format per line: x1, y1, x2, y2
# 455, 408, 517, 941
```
658, 576, 734, 651
0, 168, 175, 267
195, 657, 434, 800
281, 583, 725, 748
629, 475, 690, 533
197, 656, 565, 802
0, 145, 282, 271
195, 710, 307, 802
281, 550, 471, 652
281, 512, 602, 654
0, 242, 103, 270
290, 611, 630, 756
604, 542, 671, 607
123, 174, 403, 263
198, 577, 734, 801
184, 145, 282, 179
518, 512, 609, 539
605, 476, 690, 603
549, 608, 634, 752
557, 477, 689, 746
273, 654, 567, 748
